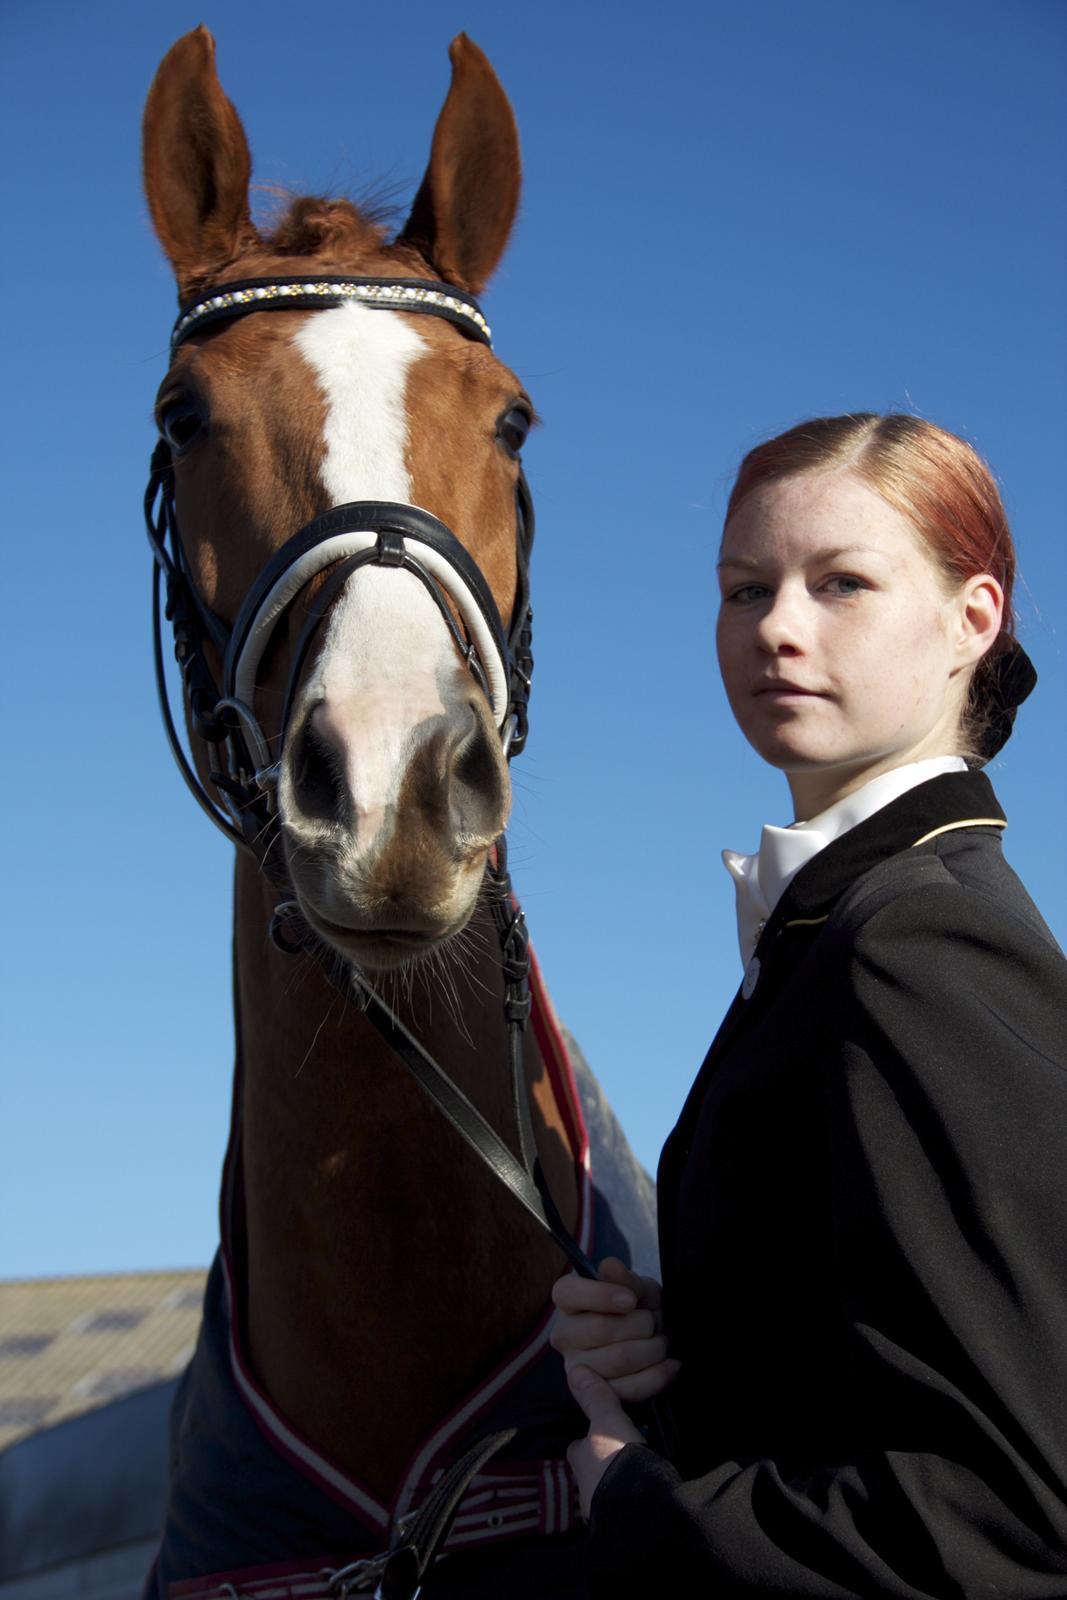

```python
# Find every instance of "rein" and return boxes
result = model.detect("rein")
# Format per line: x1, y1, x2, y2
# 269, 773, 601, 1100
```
145, 272, 592, 1281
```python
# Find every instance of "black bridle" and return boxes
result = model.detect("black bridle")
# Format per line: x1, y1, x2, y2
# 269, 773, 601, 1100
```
146, 275, 533, 851
144, 273, 588, 1279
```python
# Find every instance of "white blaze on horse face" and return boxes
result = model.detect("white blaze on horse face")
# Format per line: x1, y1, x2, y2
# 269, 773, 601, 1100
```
292, 302, 457, 854
295, 301, 423, 505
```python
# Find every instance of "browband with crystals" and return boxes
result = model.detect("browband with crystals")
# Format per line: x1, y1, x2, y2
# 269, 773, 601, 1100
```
171, 275, 492, 352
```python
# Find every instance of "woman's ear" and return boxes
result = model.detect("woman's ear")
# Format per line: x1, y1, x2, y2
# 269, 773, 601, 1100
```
955, 573, 1004, 669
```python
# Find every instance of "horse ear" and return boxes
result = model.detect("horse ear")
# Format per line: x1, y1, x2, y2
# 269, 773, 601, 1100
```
397, 35, 521, 296
142, 26, 259, 294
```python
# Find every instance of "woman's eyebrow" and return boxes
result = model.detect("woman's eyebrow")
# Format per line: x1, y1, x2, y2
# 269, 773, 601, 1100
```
716, 545, 885, 570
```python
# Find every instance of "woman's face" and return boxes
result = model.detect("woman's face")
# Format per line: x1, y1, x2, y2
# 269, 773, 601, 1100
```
716, 471, 994, 819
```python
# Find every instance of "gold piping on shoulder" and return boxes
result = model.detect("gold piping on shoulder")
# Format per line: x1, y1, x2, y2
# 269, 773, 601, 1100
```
910, 818, 1007, 849
781, 819, 1007, 930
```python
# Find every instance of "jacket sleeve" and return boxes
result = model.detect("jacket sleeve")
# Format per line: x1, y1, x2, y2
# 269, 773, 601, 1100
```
586, 875, 1067, 1598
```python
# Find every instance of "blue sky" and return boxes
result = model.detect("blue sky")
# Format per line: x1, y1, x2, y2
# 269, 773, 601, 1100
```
2, 0, 1064, 1277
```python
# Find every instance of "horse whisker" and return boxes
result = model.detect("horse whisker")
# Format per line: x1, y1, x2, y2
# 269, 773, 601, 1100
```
293, 992, 342, 1078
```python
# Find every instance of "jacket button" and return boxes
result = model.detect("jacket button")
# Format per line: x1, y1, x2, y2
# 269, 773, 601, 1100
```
742, 956, 760, 1000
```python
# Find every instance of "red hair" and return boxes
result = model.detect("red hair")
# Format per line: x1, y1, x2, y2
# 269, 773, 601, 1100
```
725, 413, 1019, 757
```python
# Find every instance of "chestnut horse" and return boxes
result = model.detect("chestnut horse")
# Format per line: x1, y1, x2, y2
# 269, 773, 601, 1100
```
141, 26, 654, 1600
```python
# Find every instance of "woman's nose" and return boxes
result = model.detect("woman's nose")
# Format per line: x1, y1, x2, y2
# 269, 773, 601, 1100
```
755, 588, 808, 654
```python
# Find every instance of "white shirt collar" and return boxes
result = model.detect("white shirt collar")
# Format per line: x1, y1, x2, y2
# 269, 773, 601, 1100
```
722, 757, 967, 967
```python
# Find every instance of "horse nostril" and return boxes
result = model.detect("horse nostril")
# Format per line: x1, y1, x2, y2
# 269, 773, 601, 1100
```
454, 714, 496, 794
291, 718, 346, 826
449, 707, 507, 842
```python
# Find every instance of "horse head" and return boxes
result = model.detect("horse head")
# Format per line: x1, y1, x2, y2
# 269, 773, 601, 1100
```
143, 27, 532, 973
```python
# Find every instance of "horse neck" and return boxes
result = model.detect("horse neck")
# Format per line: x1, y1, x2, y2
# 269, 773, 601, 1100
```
230, 852, 577, 1500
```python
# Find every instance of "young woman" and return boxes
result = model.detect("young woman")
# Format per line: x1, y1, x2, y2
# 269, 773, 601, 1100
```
552, 414, 1067, 1596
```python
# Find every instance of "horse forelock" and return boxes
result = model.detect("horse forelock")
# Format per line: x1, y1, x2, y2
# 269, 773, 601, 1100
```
178, 195, 432, 299
260, 194, 390, 259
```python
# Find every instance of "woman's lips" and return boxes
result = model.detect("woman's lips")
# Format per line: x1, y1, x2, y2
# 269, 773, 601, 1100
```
755, 681, 824, 698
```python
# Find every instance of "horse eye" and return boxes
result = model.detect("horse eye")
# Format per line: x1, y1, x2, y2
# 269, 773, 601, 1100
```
496, 405, 532, 459
158, 398, 205, 456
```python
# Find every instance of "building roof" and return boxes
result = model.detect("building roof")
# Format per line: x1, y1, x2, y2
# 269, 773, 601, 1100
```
0, 1269, 207, 1452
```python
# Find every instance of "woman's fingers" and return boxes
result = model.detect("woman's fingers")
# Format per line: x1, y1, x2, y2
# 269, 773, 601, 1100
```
549, 1306, 658, 1353
552, 1270, 638, 1317
596, 1256, 663, 1312
558, 1333, 679, 1400
549, 1316, 681, 1396
551, 1260, 664, 1319
550, 1261, 673, 1385
607, 1357, 681, 1404
553, 1328, 668, 1373
566, 1361, 631, 1428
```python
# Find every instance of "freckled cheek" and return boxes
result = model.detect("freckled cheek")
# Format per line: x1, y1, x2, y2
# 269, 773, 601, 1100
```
838, 614, 938, 730
893, 609, 950, 691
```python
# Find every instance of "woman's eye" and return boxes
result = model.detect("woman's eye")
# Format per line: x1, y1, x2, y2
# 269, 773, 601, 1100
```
725, 584, 771, 604
823, 575, 865, 596
496, 405, 532, 458
158, 398, 205, 456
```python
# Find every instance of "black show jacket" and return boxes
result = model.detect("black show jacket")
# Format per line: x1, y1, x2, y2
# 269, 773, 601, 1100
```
588, 771, 1067, 1597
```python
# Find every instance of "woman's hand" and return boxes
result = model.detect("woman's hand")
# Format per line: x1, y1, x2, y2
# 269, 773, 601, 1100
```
550, 1256, 679, 1402
565, 1363, 647, 1518
552, 1259, 680, 1517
